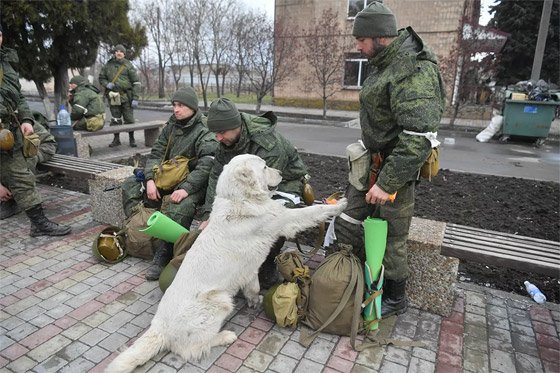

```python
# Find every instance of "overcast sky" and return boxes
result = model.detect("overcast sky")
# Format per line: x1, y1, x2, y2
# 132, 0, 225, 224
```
240, 0, 275, 18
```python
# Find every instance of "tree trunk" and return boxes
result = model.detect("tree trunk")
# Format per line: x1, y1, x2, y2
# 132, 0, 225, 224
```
323, 98, 327, 119
53, 64, 69, 114
236, 71, 243, 97
221, 73, 226, 96
34, 81, 55, 122
215, 70, 221, 98
255, 94, 263, 114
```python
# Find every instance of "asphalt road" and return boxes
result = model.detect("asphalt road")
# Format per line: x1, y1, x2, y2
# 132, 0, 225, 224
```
30, 103, 560, 183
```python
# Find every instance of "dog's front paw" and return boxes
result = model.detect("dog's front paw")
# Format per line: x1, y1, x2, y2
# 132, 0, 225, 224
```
247, 294, 263, 309
335, 198, 348, 213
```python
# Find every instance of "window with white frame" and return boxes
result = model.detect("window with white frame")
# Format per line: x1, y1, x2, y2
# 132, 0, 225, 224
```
343, 54, 368, 87
348, 0, 377, 18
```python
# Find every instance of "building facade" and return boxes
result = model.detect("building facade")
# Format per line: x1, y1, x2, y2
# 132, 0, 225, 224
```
274, 0, 480, 107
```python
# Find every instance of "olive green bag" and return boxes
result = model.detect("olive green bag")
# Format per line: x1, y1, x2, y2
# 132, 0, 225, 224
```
122, 204, 159, 259
23, 134, 41, 158
152, 132, 193, 191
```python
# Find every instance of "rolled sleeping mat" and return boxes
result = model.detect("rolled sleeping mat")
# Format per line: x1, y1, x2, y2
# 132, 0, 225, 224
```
363, 217, 387, 281
140, 211, 189, 243
363, 263, 384, 330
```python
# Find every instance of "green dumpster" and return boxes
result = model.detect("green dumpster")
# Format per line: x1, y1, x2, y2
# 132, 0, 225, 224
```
502, 99, 558, 139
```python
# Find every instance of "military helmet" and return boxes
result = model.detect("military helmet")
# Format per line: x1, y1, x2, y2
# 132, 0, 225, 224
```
92, 226, 126, 263
0, 128, 14, 151
263, 282, 282, 321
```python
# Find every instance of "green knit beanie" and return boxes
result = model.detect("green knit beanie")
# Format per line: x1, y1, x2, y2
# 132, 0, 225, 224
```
207, 98, 242, 132
114, 44, 126, 53
69, 76, 87, 86
352, 1, 398, 38
171, 87, 199, 111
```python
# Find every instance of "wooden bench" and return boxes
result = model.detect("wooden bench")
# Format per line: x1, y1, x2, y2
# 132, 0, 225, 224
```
38, 154, 126, 179
441, 223, 560, 277
77, 120, 165, 147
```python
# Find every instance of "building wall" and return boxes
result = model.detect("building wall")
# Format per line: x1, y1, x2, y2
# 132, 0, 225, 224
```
274, 0, 476, 104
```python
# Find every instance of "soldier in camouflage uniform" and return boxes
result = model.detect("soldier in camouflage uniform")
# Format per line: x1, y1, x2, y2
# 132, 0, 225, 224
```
201, 98, 308, 289
68, 75, 105, 131
333, 2, 445, 317
26, 112, 57, 174
0, 24, 71, 236
121, 87, 218, 280
98, 44, 140, 147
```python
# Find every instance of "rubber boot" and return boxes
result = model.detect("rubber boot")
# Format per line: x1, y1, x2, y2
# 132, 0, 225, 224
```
381, 278, 408, 318
146, 241, 174, 281
129, 132, 137, 148
109, 133, 121, 147
25, 205, 72, 237
258, 237, 285, 290
0, 199, 22, 220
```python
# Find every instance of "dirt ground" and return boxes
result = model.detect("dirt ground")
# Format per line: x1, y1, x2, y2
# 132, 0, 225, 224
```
39, 152, 560, 303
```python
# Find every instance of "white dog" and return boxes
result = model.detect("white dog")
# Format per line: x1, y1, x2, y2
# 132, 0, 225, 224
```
106, 154, 347, 373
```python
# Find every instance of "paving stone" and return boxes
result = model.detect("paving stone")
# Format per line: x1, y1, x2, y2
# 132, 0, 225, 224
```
465, 312, 486, 327
1, 342, 29, 361
131, 312, 153, 329
511, 333, 539, 356
244, 349, 274, 372
0, 315, 25, 332
463, 347, 489, 373
509, 309, 532, 328
82, 311, 111, 328
529, 307, 554, 325
515, 352, 544, 373
102, 300, 128, 316
192, 345, 227, 370
61, 323, 92, 340
98, 310, 135, 333
293, 358, 324, 373
6, 322, 38, 342
56, 341, 90, 361
487, 305, 508, 318
408, 356, 435, 373
29, 314, 55, 328
125, 300, 151, 315
64, 290, 100, 309
27, 334, 71, 362
46, 304, 74, 319
161, 352, 187, 369
355, 346, 383, 370
385, 346, 410, 366
6, 355, 37, 373
3, 295, 42, 316
532, 321, 557, 337
488, 338, 514, 353
257, 330, 289, 356
380, 360, 407, 373
352, 363, 378, 373
487, 313, 510, 330
490, 348, 516, 373
303, 337, 335, 364
392, 322, 417, 339
60, 357, 95, 372
488, 325, 511, 343
39, 292, 73, 310
280, 340, 307, 361
466, 304, 486, 316
32, 354, 68, 373
19, 324, 62, 350
82, 345, 110, 363
411, 347, 436, 362
79, 328, 109, 347
511, 322, 535, 337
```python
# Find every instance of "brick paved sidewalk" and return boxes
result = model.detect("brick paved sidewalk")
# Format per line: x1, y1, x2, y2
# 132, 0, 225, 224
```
1, 186, 559, 373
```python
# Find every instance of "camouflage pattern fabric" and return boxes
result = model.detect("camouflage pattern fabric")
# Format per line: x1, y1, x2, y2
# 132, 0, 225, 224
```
334, 27, 444, 281
0, 150, 41, 210
98, 57, 140, 125
26, 120, 56, 173
69, 82, 105, 130
202, 111, 308, 220
122, 111, 217, 229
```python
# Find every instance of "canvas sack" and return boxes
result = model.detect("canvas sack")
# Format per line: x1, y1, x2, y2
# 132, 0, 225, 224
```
122, 204, 159, 259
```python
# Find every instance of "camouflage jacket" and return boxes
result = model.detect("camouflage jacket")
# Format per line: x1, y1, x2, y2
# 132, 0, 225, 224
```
144, 110, 218, 195
98, 57, 140, 101
360, 27, 445, 193
69, 83, 105, 121
0, 47, 34, 153
202, 111, 308, 220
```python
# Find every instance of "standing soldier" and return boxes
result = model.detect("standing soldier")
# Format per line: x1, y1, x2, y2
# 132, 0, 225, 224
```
332, 2, 445, 317
0, 24, 72, 236
68, 75, 105, 132
98, 44, 141, 147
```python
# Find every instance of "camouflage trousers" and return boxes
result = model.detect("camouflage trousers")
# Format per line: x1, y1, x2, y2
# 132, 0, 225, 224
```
0, 149, 41, 210
332, 181, 415, 281
121, 175, 205, 230
109, 101, 134, 125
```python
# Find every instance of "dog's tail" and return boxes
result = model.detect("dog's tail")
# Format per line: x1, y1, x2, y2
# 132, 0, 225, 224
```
105, 327, 165, 373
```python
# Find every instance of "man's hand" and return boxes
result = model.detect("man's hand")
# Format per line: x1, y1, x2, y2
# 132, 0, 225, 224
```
0, 184, 13, 202
146, 179, 161, 201
21, 122, 34, 136
365, 184, 390, 205
170, 189, 188, 203
199, 220, 209, 230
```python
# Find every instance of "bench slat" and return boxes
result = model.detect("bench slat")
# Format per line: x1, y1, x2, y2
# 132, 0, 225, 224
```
441, 243, 559, 277
39, 154, 125, 179
442, 223, 560, 277
79, 120, 165, 137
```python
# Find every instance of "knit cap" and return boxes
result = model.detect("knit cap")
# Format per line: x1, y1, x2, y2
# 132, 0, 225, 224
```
69, 76, 87, 86
352, 1, 398, 38
171, 87, 199, 111
114, 44, 126, 53
207, 98, 242, 132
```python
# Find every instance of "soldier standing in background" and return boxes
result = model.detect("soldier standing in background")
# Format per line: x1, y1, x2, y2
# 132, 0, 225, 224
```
68, 75, 105, 132
332, 2, 445, 317
98, 44, 140, 147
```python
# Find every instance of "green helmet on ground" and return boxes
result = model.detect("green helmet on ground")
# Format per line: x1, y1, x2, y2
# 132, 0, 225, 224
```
263, 282, 282, 321
159, 262, 178, 293
92, 226, 127, 263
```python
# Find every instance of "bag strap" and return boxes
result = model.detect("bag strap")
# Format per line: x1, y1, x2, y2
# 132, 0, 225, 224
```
295, 222, 325, 256
300, 257, 359, 347
162, 132, 173, 161
111, 64, 126, 84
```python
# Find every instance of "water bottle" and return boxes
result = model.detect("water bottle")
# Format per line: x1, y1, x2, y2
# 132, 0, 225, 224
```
524, 281, 546, 304
57, 105, 71, 126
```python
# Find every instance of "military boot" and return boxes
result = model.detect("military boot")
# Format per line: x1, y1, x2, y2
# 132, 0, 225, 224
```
0, 199, 22, 220
129, 132, 137, 147
381, 278, 408, 318
109, 133, 121, 147
145, 241, 174, 281
25, 205, 72, 237
258, 237, 285, 290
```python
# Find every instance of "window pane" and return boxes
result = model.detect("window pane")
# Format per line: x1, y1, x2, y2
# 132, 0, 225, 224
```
359, 61, 368, 86
366, 0, 376, 6
344, 60, 359, 86
348, 0, 362, 17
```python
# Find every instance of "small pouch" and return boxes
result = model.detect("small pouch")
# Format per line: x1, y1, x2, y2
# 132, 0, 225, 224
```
346, 141, 370, 191
420, 148, 440, 180
85, 113, 105, 132
108, 91, 121, 106
23, 133, 40, 158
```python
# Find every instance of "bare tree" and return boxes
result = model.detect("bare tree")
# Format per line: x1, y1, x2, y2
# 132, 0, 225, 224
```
301, 8, 346, 119
231, 10, 255, 97
246, 14, 299, 113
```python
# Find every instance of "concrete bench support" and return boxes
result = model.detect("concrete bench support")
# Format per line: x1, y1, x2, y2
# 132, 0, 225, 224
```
407, 217, 458, 317
88, 167, 135, 227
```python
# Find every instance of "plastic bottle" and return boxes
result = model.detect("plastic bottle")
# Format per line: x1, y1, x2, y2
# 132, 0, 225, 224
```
57, 105, 71, 126
524, 281, 546, 304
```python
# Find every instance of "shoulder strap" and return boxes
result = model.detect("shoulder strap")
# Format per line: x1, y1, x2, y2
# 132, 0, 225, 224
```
111, 64, 126, 84
162, 132, 173, 162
